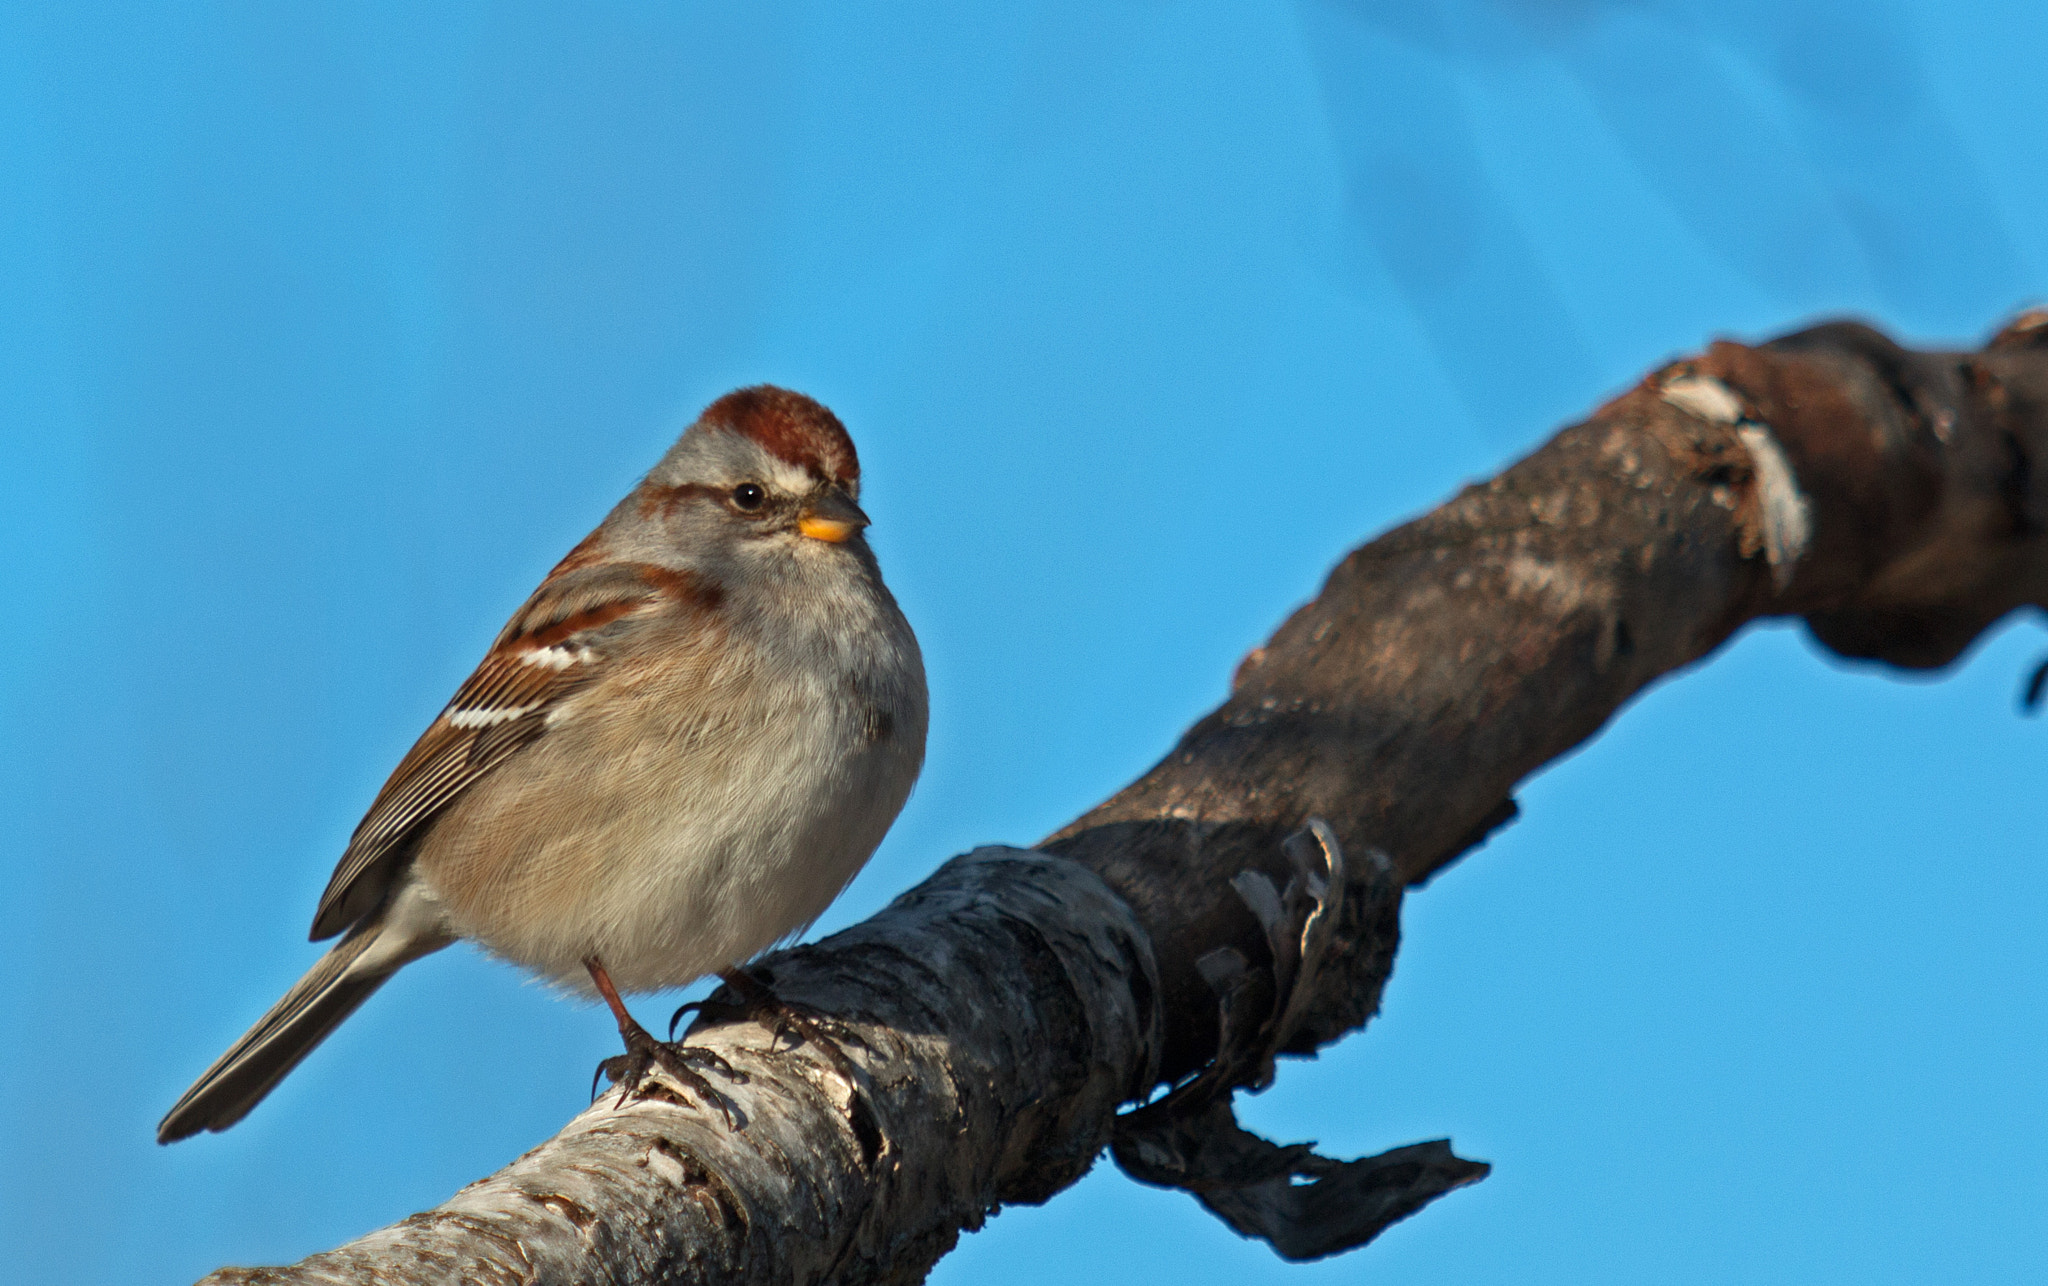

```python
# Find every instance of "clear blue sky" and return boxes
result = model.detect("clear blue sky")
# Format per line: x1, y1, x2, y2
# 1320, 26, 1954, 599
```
4, 3, 2044, 1282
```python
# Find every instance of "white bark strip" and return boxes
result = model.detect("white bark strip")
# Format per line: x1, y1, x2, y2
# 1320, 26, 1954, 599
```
1732, 422, 1813, 584
1658, 373, 1745, 424
203, 850, 1159, 1286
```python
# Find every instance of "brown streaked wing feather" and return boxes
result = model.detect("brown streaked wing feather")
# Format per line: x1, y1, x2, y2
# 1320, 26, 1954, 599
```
306, 562, 682, 941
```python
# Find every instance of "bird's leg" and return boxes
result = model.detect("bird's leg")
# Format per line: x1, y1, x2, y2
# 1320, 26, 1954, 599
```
585, 956, 743, 1128
671, 966, 868, 1081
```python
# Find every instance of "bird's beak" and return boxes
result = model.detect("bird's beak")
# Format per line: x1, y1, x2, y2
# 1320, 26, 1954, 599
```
797, 490, 870, 544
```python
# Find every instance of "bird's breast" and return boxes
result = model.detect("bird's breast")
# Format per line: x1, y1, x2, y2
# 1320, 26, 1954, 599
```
410, 612, 924, 994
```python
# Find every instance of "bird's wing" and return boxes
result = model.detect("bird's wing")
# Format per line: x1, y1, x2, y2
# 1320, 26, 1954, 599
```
307, 560, 703, 940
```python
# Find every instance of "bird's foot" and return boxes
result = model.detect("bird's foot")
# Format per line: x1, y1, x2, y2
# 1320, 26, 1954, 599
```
595, 1020, 746, 1129
671, 967, 869, 1080
583, 954, 745, 1128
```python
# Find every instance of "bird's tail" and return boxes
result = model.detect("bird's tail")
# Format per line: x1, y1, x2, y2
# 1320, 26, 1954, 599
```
158, 919, 399, 1143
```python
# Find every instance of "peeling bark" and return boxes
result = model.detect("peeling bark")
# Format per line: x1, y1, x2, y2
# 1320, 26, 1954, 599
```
206, 853, 1158, 1286
200, 313, 2048, 1284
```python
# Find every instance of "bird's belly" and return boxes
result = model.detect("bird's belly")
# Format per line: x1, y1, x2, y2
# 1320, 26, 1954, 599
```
410, 686, 914, 995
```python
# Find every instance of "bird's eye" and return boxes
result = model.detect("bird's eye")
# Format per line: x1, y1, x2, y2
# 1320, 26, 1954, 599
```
730, 483, 766, 512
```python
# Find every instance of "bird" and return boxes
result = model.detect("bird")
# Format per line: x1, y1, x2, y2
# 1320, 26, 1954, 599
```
158, 386, 928, 1143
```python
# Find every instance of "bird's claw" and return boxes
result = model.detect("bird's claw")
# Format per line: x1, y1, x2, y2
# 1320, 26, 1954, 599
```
595, 1024, 746, 1129
671, 969, 872, 1083
762, 1000, 871, 1058
667, 996, 747, 1040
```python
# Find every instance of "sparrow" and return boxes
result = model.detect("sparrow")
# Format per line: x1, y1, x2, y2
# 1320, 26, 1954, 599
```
158, 386, 928, 1142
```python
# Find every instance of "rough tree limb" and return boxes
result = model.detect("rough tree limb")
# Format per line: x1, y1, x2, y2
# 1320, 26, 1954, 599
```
202, 312, 2048, 1284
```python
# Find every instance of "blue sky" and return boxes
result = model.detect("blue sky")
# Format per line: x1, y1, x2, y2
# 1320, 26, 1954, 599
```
3, 3, 2044, 1282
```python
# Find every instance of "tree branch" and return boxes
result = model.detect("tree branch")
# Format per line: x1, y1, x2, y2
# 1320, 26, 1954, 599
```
199, 312, 2048, 1284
